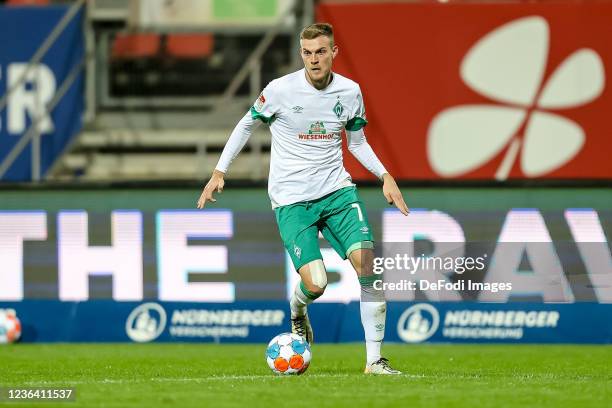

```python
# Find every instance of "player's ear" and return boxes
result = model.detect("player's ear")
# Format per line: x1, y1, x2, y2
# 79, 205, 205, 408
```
331, 44, 338, 59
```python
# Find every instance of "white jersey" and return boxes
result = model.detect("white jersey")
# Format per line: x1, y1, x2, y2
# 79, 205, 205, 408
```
216, 69, 387, 208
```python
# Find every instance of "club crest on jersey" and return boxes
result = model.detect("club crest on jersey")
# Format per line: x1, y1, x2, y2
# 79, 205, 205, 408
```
333, 100, 344, 119
255, 93, 266, 111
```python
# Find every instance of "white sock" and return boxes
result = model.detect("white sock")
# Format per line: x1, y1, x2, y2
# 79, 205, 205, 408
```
290, 281, 316, 318
359, 275, 386, 365
360, 300, 386, 365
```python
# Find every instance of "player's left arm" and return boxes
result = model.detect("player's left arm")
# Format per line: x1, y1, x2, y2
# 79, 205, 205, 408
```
346, 128, 410, 216
345, 85, 409, 215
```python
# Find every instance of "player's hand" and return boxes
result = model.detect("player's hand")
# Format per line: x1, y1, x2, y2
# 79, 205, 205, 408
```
382, 173, 409, 216
197, 169, 225, 209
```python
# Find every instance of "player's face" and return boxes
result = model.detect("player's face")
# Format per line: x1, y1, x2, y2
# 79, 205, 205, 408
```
300, 36, 338, 87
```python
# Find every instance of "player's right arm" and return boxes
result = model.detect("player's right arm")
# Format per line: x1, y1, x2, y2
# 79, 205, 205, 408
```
196, 112, 260, 209
197, 169, 225, 208
197, 84, 278, 209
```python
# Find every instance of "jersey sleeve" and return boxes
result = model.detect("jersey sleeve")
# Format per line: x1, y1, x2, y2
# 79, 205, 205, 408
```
250, 82, 280, 124
346, 128, 388, 179
345, 86, 368, 131
215, 111, 261, 174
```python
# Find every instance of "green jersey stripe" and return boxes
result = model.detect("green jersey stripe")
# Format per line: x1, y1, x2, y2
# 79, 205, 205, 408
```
250, 106, 274, 124
346, 117, 368, 131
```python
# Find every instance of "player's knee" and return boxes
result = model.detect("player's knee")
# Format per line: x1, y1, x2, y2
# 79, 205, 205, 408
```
302, 281, 326, 297
351, 253, 363, 271
302, 259, 328, 296
349, 247, 374, 275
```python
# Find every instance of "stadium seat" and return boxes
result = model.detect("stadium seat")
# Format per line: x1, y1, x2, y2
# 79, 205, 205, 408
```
53, 128, 271, 181
6, 0, 50, 5
111, 33, 161, 59
166, 33, 214, 59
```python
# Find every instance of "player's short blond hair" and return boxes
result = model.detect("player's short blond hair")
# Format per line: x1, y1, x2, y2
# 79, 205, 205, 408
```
300, 23, 334, 47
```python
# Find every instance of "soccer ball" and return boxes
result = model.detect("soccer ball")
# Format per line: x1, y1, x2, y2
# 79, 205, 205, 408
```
265, 332, 311, 375
0, 311, 22, 344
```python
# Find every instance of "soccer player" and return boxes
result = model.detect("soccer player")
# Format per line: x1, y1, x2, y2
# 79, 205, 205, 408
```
197, 23, 409, 375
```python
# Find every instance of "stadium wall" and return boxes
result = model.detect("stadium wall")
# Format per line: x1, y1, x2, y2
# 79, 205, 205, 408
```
1, 186, 610, 344
0, 6, 85, 181
318, 1, 612, 180
0, 301, 610, 344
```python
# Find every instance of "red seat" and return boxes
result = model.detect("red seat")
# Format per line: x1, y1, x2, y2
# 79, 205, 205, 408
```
6, 0, 50, 5
166, 33, 214, 59
112, 33, 161, 59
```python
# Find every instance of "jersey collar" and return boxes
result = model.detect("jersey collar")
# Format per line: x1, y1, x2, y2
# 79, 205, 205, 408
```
301, 68, 336, 93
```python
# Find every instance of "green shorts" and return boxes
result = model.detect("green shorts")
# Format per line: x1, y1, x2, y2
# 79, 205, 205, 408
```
274, 186, 374, 271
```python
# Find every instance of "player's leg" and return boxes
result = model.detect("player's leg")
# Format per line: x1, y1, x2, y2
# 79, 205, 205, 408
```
347, 248, 399, 374
289, 258, 327, 343
291, 259, 328, 316
320, 186, 401, 374
348, 248, 384, 363
275, 204, 325, 344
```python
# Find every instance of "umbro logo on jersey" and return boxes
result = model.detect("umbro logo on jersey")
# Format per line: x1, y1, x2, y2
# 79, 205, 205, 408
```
292, 106, 303, 113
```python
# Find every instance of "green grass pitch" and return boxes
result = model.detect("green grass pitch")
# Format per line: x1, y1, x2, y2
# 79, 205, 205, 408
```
1, 343, 610, 407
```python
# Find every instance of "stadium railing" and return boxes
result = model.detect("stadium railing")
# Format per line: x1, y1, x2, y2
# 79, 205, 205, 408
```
46, 0, 314, 182
0, 0, 86, 182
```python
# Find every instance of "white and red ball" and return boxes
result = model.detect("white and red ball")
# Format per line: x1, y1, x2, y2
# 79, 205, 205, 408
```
266, 332, 311, 375
0, 312, 21, 344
